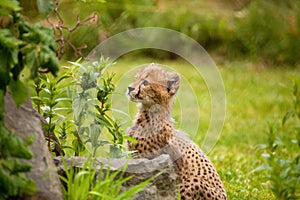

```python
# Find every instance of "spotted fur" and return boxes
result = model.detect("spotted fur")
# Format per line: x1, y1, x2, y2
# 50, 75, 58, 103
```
126, 64, 227, 200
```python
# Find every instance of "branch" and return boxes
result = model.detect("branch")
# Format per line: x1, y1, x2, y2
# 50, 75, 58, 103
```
48, 0, 98, 60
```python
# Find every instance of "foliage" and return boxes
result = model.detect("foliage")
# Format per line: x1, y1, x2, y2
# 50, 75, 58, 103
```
0, 0, 59, 198
31, 71, 73, 156
32, 58, 129, 157
0, 1, 59, 116
0, 0, 21, 16
231, 0, 300, 65
0, 126, 36, 199
255, 78, 300, 199
71, 58, 125, 157
60, 158, 153, 200
56, 0, 300, 66
0, 13, 59, 100
30, 58, 142, 199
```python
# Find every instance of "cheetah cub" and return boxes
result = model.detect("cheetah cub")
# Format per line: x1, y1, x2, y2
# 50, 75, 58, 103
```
126, 64, 227, 200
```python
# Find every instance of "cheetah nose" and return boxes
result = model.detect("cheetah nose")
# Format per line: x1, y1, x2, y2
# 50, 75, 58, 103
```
127, 86, 135, 93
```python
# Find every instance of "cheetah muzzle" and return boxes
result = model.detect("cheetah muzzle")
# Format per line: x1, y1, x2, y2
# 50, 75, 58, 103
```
126, 63, 227, 200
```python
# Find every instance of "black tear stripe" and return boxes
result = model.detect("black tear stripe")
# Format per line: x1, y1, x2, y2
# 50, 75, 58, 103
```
135, 83, 142, 99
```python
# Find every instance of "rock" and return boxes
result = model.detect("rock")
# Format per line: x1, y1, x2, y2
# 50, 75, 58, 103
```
54, 154, 180, 200
4, 91, 63, 200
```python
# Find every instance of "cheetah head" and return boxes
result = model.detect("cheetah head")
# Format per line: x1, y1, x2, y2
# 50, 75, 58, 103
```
127, 63, 180, 106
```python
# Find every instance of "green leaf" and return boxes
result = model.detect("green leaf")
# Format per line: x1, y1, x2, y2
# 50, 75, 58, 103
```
0, 29, 22, 51
0, 0, 21, 15
72, 96, 85, 120
250, 164, 271, 174
36, 0, 54, 15
24, 135, 35, 146
56, 74, 71, 84
282, 110, 296, 126
21, 179, 37, 196
0, 164, 36, 197
24, 47, 38, 78
109, 145, 122, 158
69, 61, 87, 72
0, 29, 22, 89
56, 81, 74, 90
88, 191, 114, 200
123, 135, 137, 144
72, 138, 86, 153
98, 140, 110, 146
21, 23, 59, 77
10, 159, 32, 173
6, 133, 33, 159
262, 153, 271, 159
89, 123, 102, 147
9, 79, 28, 107
117, 171, 161, 199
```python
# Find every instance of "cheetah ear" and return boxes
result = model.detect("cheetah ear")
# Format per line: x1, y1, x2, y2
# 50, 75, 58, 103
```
167, 72, 180, 95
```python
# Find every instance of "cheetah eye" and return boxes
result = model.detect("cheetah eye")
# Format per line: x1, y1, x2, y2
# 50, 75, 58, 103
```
142, 80, 149, 86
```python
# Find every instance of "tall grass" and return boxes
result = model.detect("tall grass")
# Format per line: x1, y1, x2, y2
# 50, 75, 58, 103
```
256, 78, 300, 199
59, 158, 153, 200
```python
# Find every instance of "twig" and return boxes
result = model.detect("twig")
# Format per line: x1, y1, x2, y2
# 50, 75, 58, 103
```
48, 0, 97, 60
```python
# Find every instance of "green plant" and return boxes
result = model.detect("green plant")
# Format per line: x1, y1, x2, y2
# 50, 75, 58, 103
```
283, 79, 300, 124
71, 58, 126, 157
95, 72, 126, 158
60, 158, 153, 200
231, 0, 300, 65
0, 12, 59, 115
256, 78, 300, 199
0, 127, 36, 199
0, 0, 59, 198
31, 57, 132, 158
32, 71, 74, 156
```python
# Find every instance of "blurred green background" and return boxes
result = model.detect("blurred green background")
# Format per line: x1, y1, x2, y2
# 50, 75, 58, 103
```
22, 0, 300, 66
